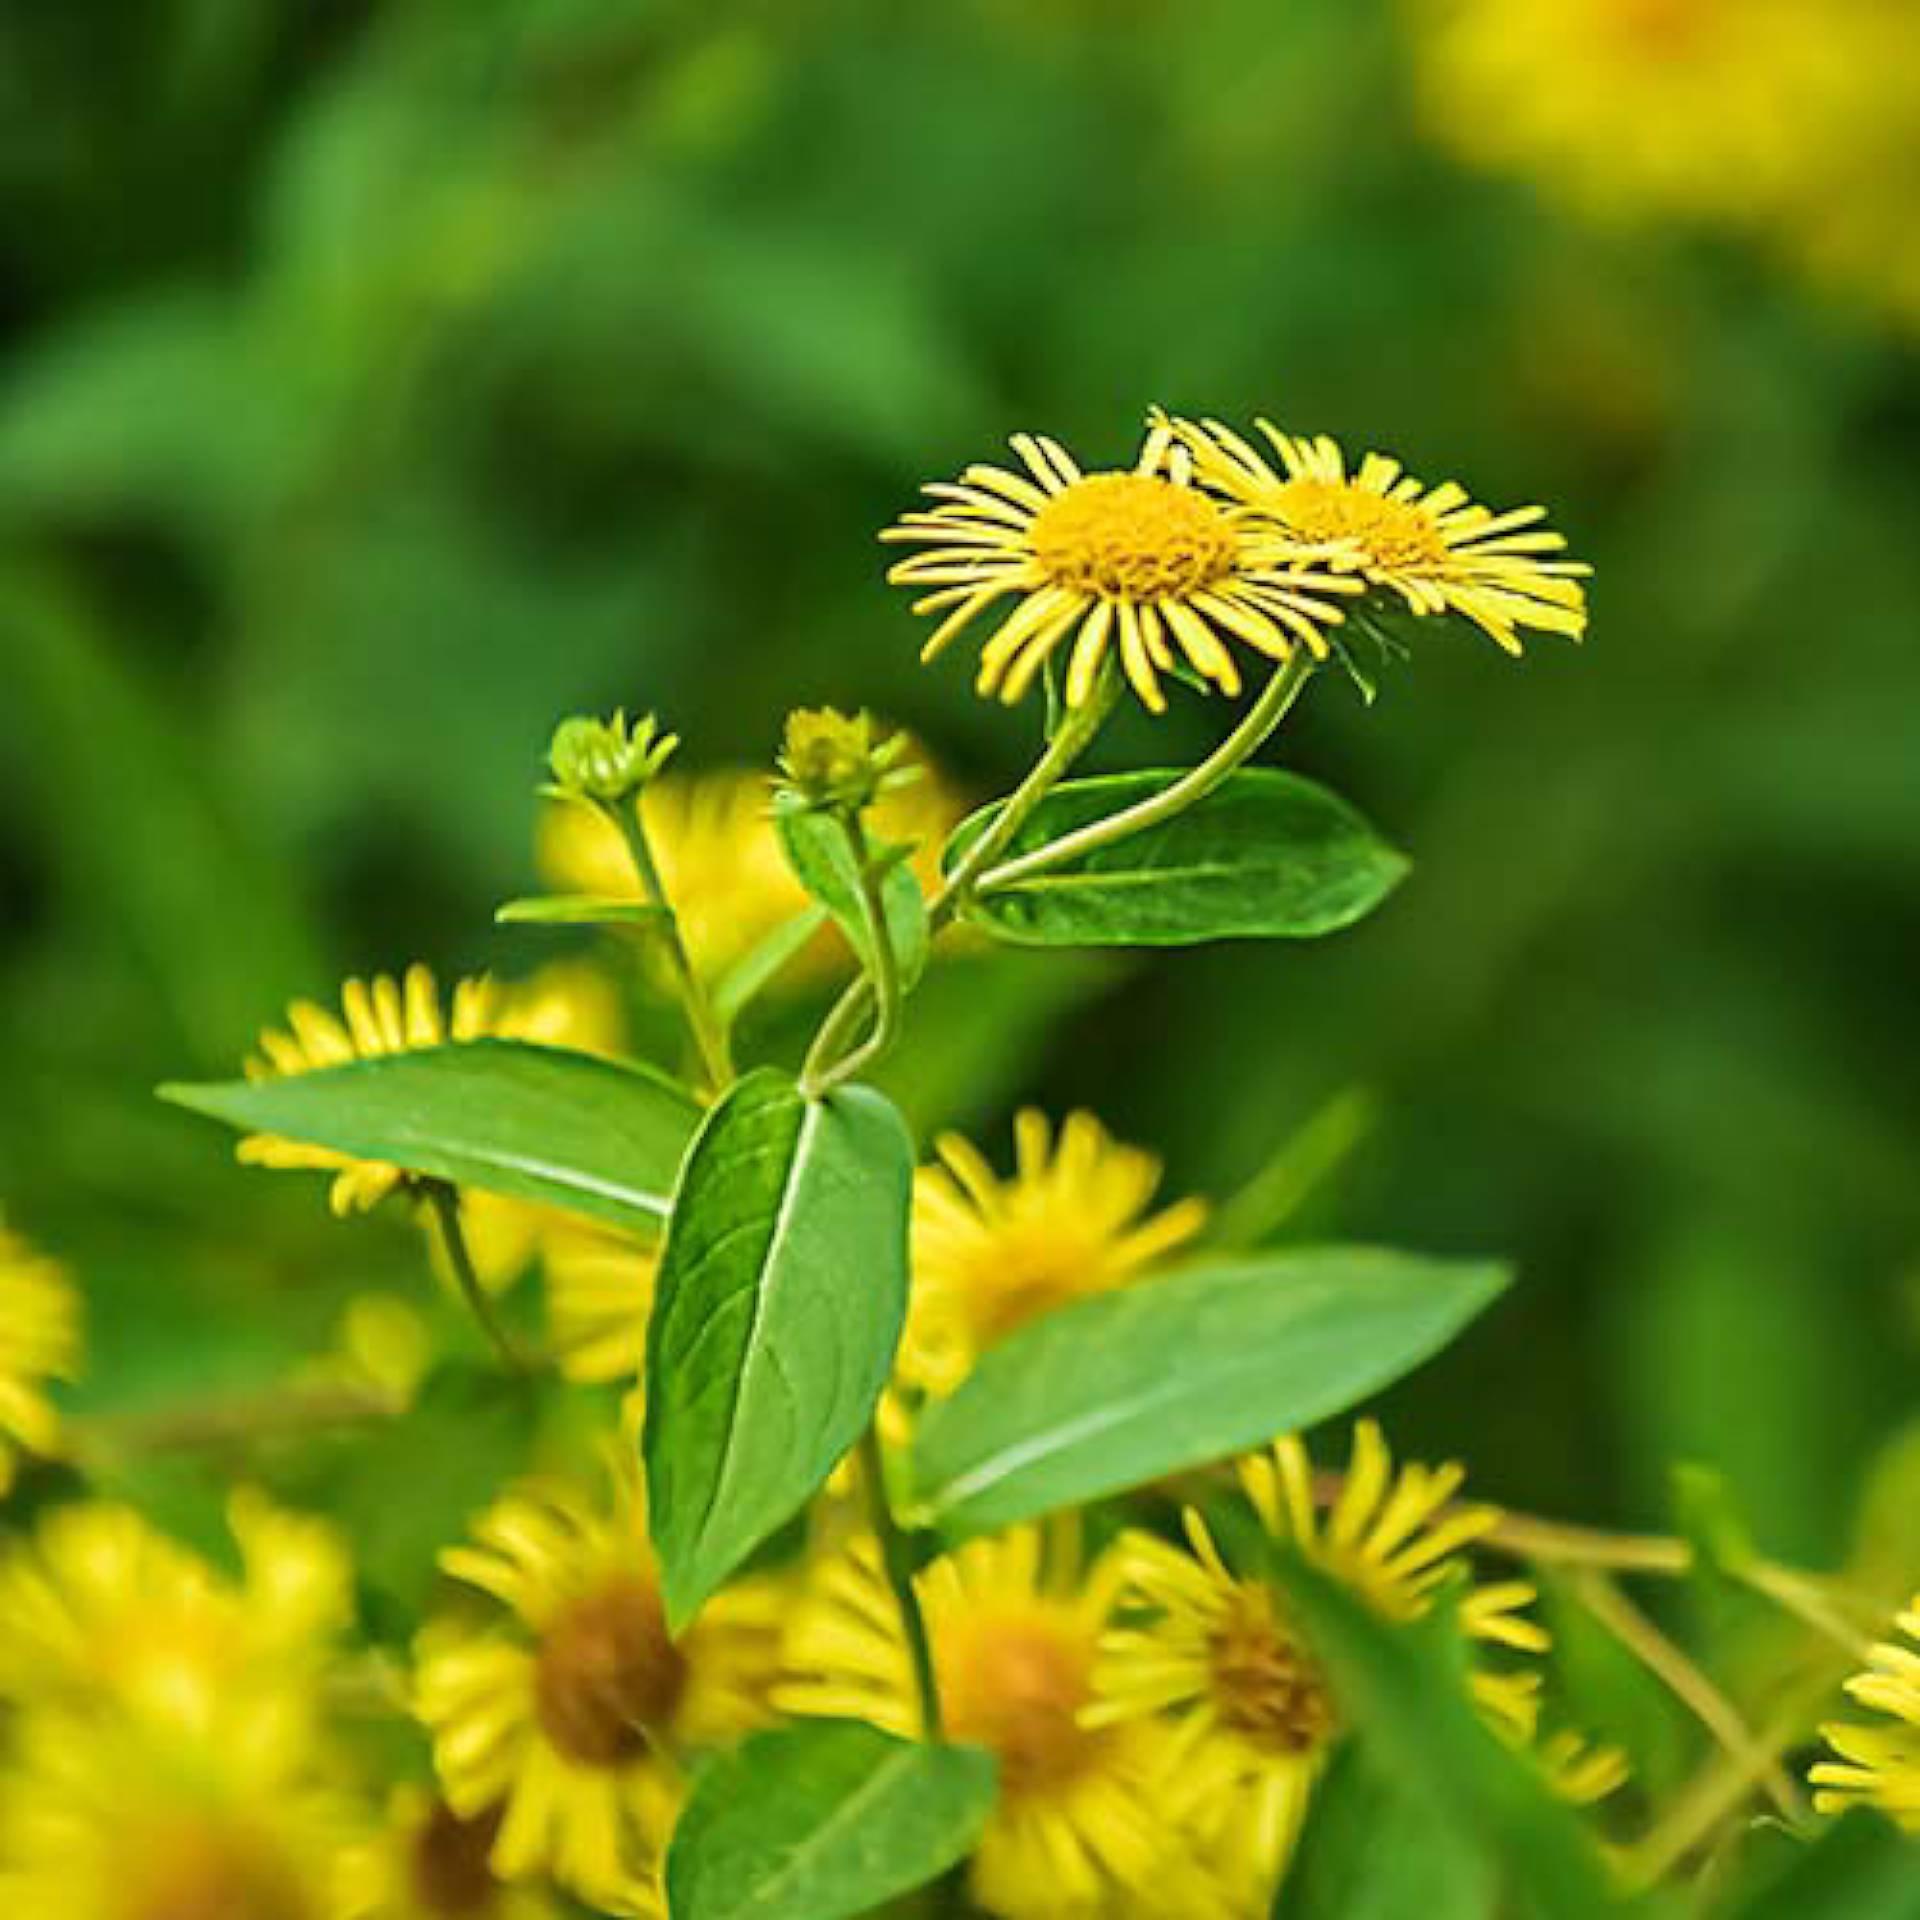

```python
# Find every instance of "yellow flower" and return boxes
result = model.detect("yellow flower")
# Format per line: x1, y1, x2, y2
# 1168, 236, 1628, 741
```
1810, 1594, 1920, 1832
0, 1213, 82, 1496
883, 421, 1360, 713
1094, 1421, 1588, 1907
539, 753, 962, 988
413, 1463, 779, 1912
779, 1524, 1195, 1919
1406, 0, 1899, 228
0, 1712, 356, 1920
542, 1226, 660, 1386
1175, 416, 1589, 656
0, 1491, 351, 1743
901, 1110, 1208, 1402
336, 1786, 560, 1920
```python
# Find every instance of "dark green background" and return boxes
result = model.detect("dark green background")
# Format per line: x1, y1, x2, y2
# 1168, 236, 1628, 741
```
3, 0, 1916, 1574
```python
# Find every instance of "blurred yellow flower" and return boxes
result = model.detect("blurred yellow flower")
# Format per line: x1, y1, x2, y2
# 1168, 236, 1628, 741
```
542, 1226, 660, 1386
539, 751, 962, 987
0, 1712, 355, 1920
1408, 0, 1894, 226
0, 1213, 82, 1496
0, 1491, 351, 1744
1176, 417, 1588, 656
884, 423, 1359, 714
780, 1524, 1193, 1920
414, 1462, 779, 1911
337, 1786, 560, 1920
1811, 1594, 1920, 1831
901, 1110, 1207, 1402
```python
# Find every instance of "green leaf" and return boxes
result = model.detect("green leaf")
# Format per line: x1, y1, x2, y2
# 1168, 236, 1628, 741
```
1729, 1812, 1920, 1920
775, 805, 931, 988
904, 1250, 1507, 1539
1277, 1740, 1497, 1920
714, 906, 831, 1025
666, 1722, 996, 1920
162, 1039, 700, 1231
495, 894, 673, 930
946, 769, 1407, 948
1266, 1554, 1627, 1920
645, 1069, 913, 1625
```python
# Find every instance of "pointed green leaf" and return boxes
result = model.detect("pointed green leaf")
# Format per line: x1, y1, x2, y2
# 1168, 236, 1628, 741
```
948, 768, 1408, 947
646, 1069, 913, 1625
775, 806, 931, 988
162, 1039, 700, 1229
667, 1722, 996, 1920
904, 1250, 1507, 1539
1266, 1554, 1628, 1920
1730, 1813, 1920, 1920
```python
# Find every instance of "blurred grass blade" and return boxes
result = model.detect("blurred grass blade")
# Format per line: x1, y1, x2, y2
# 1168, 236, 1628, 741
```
904, 1250, 1507, 1540
162, 1039, 700, 1229
666, 1722, 996, 1920
714, 906, 830, 1025
495, 894, 674, 930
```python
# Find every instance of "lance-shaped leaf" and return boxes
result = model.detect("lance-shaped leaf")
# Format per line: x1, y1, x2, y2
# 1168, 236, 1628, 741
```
667, 1723, 996, 1920
162, 1039, 700, 1230
646, 1069, 913, 1625
1266, 1554, 1627, 1920
904, 1250, 1507, 1539
947, 768, 1407, 947
776, 805, 931, 988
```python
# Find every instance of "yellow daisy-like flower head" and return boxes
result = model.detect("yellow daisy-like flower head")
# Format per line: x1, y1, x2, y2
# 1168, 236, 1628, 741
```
1095, 1421, 1566, 1905
336, 1787, 560, 1920
1175, 417, 1589, 657
0, 1491, 351, 1746
0, 1212, 82, 1495
883, 421, 1361, 714
414, 1463, 778, 1912
539, 751, 962, 988
1810, 1594, 1920, 1832
780, 1524, 1190, 1919
901, 1110, 1208, 1402
0, 1710, 355, 1920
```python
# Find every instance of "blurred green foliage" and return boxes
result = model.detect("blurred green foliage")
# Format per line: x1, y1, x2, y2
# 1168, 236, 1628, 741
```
3, 0, 1916, 1636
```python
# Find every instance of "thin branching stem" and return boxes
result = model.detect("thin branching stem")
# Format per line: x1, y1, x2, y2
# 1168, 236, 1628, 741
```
423, 1180, 530, 1376
858, 1426, 944, 1741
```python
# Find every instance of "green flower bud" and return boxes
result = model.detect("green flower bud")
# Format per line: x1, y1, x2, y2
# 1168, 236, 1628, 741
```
545, 711, 678, 805
774, 707, 915, 816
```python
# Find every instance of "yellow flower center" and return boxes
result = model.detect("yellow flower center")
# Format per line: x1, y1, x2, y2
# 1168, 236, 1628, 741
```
1273, 477, 1452, 576
943, 1612, 1100, 1797
124, 1821, 313, 1920
534, 1576, 688, 1767
410, 1801, 503, 1916
1030, 474, 1237, 602
1207, 1590, 1336, 1757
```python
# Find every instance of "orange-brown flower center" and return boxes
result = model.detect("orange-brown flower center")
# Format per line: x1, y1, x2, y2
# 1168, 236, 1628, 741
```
1207, 1591, 1336, 1756
124, 1821, 314, 1920
1273, 477, 1451, 576
943, 1612, 1100, 1797
410, 1801, 504, 1916
534, 1576, 688, 1767
1030, 474, 1236, 602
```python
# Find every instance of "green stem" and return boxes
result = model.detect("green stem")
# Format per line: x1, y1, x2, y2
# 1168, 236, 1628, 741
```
975, 649, 1317, 895
799, 663, 1123, 1087
603, 798, 735, 1094
801, 815, 904, 1096
423, 1181, 530, 1376
858, 1426, 944, 1741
